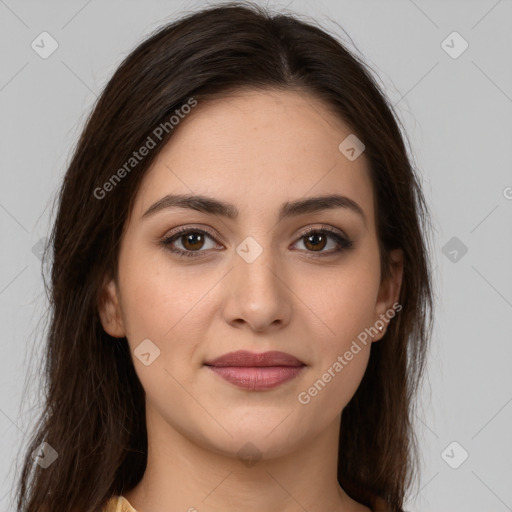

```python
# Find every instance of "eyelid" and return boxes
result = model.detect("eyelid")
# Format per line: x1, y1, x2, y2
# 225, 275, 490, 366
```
162, 224, 221, 244
296, 224, 349, 241
160, 223, 353, 258
162, 223, 348, 243
292, 225, 354, 255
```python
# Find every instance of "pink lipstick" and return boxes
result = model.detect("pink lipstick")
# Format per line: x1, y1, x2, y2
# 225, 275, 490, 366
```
204, 350, 306, 390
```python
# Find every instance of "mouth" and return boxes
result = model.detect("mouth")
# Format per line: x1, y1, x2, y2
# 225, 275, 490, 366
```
203, 350, 306, 391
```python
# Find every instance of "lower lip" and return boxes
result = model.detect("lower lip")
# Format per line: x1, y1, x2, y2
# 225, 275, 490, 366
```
206, 366, 305, 390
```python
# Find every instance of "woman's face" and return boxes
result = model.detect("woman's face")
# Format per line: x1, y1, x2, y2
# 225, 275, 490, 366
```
99, 88, 402, 460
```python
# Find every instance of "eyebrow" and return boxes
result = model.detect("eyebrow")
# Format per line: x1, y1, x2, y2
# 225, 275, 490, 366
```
142, 193, 367, 226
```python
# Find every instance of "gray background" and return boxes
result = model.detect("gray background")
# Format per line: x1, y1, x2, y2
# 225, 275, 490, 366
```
1, 0, 511, 511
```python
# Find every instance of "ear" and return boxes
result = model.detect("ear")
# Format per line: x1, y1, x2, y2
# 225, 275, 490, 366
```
97, 278, 126, 338
372, 248, 403, 342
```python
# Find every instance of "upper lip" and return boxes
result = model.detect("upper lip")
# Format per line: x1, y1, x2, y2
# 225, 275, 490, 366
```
204, 350, 305, 367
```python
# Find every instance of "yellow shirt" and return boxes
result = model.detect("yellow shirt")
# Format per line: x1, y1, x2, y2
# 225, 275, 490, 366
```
102, 493, 392, 511
102, 496, 138, 512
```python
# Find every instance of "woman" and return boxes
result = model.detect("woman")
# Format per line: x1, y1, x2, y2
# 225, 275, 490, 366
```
15, 2, 434, 511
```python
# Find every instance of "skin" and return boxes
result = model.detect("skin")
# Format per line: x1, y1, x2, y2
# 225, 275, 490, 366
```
99, 88, 403, 512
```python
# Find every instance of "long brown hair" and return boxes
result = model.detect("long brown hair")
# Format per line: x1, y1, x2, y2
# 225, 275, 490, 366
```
14, 2, 434, 511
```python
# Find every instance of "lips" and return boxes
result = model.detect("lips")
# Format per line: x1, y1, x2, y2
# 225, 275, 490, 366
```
204, 350, 305, 367
204, 350, 306, 390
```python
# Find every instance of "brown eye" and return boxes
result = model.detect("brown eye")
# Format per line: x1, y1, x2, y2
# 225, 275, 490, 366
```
303, 232, 328, 252
294, 227, 354, 256
180, 232, 206, 251
162, 225, 353, 260
162, 228, 220, 259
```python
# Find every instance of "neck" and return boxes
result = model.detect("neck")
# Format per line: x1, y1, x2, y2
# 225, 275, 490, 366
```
123, 407, 361, 512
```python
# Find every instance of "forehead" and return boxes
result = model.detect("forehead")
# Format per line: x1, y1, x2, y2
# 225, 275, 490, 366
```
133, 89, 375, 229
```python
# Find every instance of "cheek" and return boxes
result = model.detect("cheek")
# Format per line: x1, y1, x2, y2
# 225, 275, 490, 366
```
292, 255, 380, 409
299, 346, 371, 411
117, 256, 209, 409
295, 253, 381, 343
295, 280, 374, 422
118, 244, 205, 337
117, 246, 222, 378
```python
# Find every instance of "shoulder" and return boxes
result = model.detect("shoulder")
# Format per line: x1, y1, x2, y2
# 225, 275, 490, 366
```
101, 496, 138, 512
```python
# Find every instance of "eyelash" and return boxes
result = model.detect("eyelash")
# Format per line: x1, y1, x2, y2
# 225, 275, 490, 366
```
161, 225, 354, 259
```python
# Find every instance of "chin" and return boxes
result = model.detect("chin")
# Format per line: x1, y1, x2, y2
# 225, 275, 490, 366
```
186, 412, 315, 463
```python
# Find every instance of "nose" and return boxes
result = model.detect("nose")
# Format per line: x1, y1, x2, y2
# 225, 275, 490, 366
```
221, 242, 293, 333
